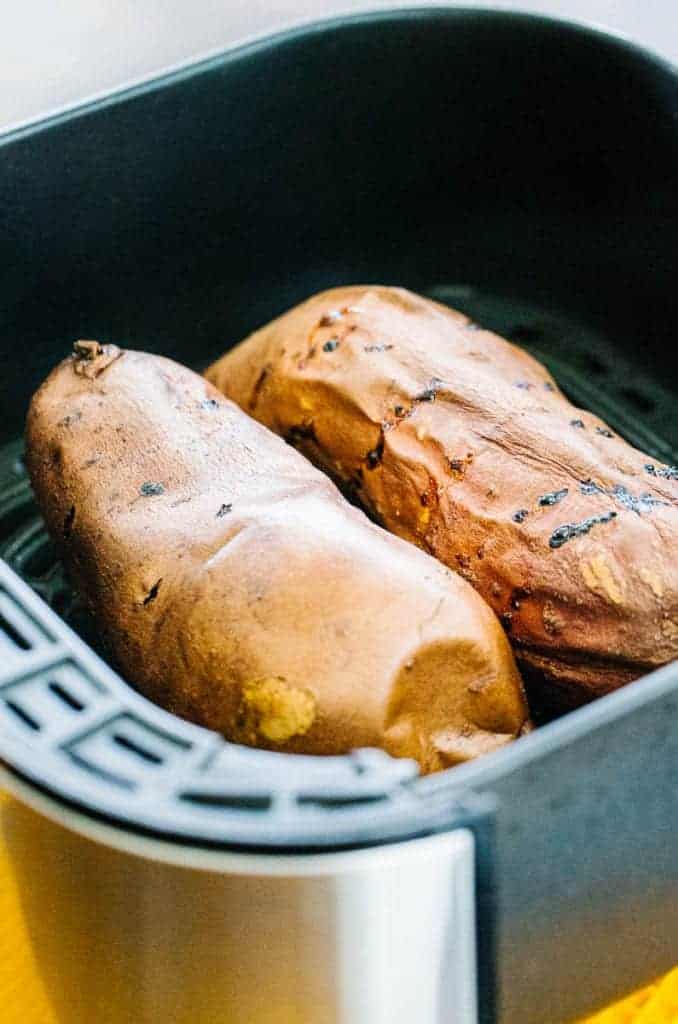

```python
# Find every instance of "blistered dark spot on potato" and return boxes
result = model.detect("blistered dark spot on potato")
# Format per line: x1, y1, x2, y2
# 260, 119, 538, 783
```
595, 427, 614, 438
580, 479, 602, 496
216, 503, 232, 518
201, 398, 219, 410
609, 484, 670, 514
415, 378, 444, 403
512, 509, 529, 523
140, 482, 164, 497
543, 382, 555, 392
645, 464, 678, 480
447, 453, 473, 479
323, 338, 339, 352
365, 437, 385, 470
549, 511, 617, 549
570, 419, 585, 429
58, 410, 82, 428
364, 344, 393, 353
384, 403, 414, 432
143, 579, 162, 606
538, 488, 569, 507
514, 381, 533, 390
580, 478, 671, 513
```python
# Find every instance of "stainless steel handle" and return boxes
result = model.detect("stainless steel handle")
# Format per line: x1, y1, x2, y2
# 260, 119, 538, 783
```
0, 774, 478, 1023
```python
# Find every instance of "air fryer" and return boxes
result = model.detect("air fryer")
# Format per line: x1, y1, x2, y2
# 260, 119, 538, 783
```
0, 9, 677, 1024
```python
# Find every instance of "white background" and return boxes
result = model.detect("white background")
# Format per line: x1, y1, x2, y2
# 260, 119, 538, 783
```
1, 1, 676, 134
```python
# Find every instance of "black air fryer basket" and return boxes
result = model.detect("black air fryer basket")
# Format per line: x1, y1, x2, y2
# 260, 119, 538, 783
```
0, 9, 677, 1023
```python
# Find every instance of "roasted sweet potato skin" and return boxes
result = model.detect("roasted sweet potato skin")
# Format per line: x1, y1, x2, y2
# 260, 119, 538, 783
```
25, 343, 529, 772
207, 286, 678, 707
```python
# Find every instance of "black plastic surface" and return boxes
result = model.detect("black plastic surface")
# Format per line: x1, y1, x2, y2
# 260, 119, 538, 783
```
1, 9, 678, 444
0, 9, 677, 1022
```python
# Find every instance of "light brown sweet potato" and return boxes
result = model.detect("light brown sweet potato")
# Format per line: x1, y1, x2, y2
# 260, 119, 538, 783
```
207, 286, 678, 709
25, 342, 529, 772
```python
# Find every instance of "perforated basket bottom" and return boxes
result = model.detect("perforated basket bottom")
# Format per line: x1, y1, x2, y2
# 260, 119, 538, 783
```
0, 285, 676, 846
426, 284, 678, 461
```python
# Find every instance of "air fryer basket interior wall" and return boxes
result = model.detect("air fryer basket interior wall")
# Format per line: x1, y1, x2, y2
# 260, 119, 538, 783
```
0, 9, 677, 1023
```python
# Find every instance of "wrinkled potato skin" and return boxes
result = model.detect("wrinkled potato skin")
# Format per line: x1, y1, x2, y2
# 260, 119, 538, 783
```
207, 286, 678, 708
25, 345, 529, 772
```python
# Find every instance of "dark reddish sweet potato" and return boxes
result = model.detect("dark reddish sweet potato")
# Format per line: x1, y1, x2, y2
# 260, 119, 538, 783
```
208, 286, 678, 709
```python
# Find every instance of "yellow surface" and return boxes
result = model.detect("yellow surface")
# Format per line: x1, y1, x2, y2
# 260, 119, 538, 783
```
0, 794, 56, 1024
580, 969, 678, 1023
0, 789, 676, 1024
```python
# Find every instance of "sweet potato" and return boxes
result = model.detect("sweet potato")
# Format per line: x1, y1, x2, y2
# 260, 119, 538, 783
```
207, 286, 678, 709
25, 342, 529, 772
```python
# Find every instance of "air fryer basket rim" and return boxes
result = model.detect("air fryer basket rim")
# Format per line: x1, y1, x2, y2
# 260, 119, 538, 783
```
0, 4, 677, 852
1, 4, 676, 147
